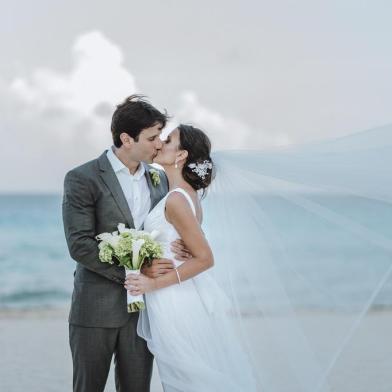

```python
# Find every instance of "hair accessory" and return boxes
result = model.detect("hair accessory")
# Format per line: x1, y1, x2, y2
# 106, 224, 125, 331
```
188, 160, 212, 180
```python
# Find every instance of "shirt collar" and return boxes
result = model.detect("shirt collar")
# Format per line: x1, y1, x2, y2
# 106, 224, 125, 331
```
106, 147, 146, 180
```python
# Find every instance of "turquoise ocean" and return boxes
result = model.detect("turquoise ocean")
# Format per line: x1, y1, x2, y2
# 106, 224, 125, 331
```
1, 194, 391, 310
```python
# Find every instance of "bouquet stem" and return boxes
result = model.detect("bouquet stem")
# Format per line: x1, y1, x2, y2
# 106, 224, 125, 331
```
125, 269, 145, 313
127, 301, 145, 312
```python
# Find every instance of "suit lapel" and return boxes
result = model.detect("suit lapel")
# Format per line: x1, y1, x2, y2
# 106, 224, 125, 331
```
98, 152, 135, 229
143, 162, 162, 212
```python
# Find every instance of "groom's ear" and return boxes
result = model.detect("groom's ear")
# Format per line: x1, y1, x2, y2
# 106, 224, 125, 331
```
119, 132, 135, 148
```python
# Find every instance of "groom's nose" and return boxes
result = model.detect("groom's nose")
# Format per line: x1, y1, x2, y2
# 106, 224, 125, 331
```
155, 138, 163, 150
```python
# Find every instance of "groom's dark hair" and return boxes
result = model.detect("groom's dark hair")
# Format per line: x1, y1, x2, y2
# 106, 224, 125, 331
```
111, 95, 168, 147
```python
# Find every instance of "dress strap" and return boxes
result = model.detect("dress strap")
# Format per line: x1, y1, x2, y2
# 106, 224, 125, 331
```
166, 188, 196, 216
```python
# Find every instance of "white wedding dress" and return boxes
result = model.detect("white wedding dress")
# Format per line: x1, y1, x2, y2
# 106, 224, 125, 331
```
138, 187, 258, 392
137, 127, 392, 391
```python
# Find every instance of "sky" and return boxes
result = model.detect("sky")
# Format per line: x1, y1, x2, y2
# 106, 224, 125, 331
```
1, 0, 392, 192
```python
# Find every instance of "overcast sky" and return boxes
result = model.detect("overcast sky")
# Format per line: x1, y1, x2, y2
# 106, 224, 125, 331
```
1, 0, 392, 192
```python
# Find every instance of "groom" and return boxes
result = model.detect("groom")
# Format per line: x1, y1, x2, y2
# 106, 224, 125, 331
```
62, 95, 187, 392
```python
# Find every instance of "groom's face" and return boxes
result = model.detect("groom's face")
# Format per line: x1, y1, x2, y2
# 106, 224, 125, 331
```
132, 123, 163, 163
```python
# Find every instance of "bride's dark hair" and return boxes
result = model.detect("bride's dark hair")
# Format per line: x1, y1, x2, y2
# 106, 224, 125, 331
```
178, 124, 215, 192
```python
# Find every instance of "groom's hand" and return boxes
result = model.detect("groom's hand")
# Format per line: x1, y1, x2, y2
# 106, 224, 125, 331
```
171, 239, 193, 261
141, 258, 174, 278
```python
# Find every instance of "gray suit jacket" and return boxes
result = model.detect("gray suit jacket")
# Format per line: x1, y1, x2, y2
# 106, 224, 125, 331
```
62, 151, 168, 328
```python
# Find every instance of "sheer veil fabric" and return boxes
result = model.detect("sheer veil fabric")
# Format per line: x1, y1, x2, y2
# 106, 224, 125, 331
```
201, 125, 392, 391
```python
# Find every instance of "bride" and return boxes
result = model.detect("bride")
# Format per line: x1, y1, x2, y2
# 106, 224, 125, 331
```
125, 124, 258, 391
126, 122, 392, 391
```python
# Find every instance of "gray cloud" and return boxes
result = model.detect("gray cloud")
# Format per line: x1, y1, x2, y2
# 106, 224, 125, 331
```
1, 0, 392, 192
2, 31, 285, 192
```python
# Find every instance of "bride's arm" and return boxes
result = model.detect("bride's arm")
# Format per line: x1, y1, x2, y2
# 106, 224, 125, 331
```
125, 192, 214, 295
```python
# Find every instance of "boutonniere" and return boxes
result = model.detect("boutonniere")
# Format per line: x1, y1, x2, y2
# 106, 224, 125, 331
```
149, 168, 161, 187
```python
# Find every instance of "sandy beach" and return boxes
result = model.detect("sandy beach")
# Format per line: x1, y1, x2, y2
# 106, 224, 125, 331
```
0, 308, 163, 392
1, 307, 392, 392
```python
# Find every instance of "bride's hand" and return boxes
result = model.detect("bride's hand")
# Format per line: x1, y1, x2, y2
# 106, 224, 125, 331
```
124, 273, 156, 295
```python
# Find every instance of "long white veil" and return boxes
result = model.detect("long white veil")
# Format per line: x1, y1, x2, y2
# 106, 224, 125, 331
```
202, 125, 392, 391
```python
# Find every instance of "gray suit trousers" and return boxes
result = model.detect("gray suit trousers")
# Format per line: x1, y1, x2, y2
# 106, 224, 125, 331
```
69, 313, 153, 392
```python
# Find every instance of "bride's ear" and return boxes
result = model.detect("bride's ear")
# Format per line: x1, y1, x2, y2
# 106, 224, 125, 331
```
178, 150, 188, 162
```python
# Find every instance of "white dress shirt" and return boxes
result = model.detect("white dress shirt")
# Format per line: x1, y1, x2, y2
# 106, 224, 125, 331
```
106, 147, 151, 230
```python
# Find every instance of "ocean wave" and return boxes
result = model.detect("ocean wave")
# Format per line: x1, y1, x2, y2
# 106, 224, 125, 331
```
0, 288, 71, 308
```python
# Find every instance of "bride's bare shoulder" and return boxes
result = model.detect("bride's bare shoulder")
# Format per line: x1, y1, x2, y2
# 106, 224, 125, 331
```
165, 190, 202, 223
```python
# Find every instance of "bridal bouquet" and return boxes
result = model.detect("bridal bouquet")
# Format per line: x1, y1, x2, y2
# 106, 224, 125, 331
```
96, 223, 163, 312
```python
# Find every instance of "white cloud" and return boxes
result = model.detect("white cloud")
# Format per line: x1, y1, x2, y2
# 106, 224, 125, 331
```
10, 31, 136, 117
171, 91, 290, 150
1, 30, 292, 192
1, 31, 138, 192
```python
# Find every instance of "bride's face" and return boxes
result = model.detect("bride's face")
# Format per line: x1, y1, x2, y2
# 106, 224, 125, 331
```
153, 128, 183, 166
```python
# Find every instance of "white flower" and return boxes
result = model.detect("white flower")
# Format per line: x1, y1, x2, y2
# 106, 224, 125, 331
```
96, 232, 110, 240
96, 232, 113, 243
117, 223, 127, 233
137, 229, 160, 240
149, 168, 161, 186
118, 223, 137, 235
150, 230, 160, 240
96, 225, 163, 271
96, 232, 121, 247
131, 238, 145, 269
108, 234, 121, 248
